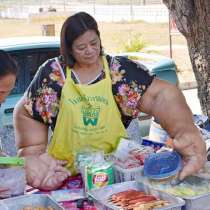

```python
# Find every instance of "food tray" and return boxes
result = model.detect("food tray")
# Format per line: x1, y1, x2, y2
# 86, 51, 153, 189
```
113, 164, 143, 183
0, 194, 64, 210
88, 181, 185, 210
174, 176, 210, 210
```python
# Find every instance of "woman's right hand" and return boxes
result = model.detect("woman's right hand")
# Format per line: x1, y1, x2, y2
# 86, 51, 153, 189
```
25, 153, 71, 191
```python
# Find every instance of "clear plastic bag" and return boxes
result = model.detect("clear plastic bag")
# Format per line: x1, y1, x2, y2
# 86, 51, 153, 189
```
0, 156, 26, 198
0, 166, 26, 197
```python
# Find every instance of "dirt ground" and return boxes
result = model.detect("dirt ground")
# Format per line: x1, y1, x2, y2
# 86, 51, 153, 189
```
0, 18, 195, 87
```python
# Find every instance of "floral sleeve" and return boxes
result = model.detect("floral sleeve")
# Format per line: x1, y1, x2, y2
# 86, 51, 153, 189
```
23, 55, 154, 130
108, 55, 155, 119
24, 58, 64, 129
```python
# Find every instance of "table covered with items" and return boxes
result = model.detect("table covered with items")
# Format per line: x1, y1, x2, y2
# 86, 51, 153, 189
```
1, 137, 210, 210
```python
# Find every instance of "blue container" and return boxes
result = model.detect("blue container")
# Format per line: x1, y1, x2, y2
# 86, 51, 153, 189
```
144, 151, 182, 180
142, 138, 165, 151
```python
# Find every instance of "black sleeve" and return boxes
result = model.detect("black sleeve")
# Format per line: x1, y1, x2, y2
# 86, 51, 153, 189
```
107, 55, 155, 123
24, 58, 63, 129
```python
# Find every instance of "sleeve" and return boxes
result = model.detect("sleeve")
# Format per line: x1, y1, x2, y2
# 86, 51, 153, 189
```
108, 55, 155, 118
24, 58, 64, 128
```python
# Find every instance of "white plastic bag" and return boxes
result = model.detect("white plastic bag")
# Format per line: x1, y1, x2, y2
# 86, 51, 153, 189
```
0, 166, 26, 197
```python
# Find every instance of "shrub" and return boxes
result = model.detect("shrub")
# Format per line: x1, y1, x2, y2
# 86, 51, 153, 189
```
122, 33, 147, 52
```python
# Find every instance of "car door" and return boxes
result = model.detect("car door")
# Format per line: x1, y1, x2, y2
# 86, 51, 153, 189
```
0, 48, 59, 127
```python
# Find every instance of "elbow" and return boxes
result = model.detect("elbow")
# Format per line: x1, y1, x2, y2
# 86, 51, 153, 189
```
13, 97, 30, 148
13, 96, 29, 126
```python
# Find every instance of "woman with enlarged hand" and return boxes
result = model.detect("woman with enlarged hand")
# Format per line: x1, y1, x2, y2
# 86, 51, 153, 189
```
14, 12, 206, 190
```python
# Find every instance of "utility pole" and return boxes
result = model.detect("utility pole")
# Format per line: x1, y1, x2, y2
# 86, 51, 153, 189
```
63, 0, 66, 11
130, 0, 134, 21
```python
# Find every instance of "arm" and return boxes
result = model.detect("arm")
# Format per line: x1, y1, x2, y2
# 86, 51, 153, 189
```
14, 98, 70, 190
138, 78, 206, 179
14, 95, 48, 156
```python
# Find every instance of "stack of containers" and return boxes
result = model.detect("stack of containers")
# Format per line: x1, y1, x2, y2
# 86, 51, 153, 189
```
143, 153, 210, 210
113, 139, 165, 183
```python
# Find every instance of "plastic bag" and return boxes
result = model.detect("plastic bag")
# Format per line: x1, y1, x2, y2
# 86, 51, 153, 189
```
0, 156, 26, 198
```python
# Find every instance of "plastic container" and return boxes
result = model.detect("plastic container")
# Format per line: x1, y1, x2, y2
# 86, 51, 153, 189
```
113, 164, 143, 183
175, 176, 210, 210
0, 157, 26, 197
151, 176, 210, 210
143, 151, 182, 180
0, 194, 64, 210
88, 181, 185, 210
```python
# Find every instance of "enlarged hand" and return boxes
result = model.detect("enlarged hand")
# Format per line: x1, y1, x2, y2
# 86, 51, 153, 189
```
25, 153, 71, 191
173, 131, 206, 180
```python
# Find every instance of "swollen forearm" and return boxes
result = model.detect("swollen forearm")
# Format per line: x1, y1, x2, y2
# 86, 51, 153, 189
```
151, 84, 195, 138
139, 78, 206, 179
139, 79, 197, 138
14, 98, 48, 157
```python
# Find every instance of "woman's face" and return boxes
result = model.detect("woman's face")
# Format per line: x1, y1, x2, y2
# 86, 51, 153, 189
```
0, 74, 16, 104
72, 30, 101, 66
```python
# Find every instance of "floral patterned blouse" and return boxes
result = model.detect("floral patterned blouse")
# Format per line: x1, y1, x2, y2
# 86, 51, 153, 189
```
24, 54, 155, 130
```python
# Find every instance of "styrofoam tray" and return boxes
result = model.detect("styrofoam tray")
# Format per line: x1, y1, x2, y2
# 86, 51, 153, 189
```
88, 181, 185, 210
0, 194, 64, 210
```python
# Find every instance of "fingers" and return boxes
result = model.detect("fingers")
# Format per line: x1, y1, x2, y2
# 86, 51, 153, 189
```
179, 155, 206, 180
0, 192, 11, 198
40, 171, 69, 191
54, 165, 71, 176
47, 165, 71, 181
173, 136, 206, 180
0, 188, 11, 198
40, 153, 68, 167
27, 172, 43, 188
56, 159, 68, 166
55, 171, 70, 182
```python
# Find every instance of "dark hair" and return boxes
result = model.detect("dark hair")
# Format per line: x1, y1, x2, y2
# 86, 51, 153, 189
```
60, 12, 103, 68
0, 50, 18, 78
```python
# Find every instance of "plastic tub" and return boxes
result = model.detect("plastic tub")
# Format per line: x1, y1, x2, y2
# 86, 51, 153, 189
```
0, 194, 64, 210
113, 164, 143, 183
88, 181, 185, 210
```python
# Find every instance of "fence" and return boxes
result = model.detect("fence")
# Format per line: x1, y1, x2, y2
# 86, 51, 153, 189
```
0, 0, 168, 23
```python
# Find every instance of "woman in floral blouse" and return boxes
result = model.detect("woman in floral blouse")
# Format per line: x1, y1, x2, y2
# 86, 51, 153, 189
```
14, 12, 205, 190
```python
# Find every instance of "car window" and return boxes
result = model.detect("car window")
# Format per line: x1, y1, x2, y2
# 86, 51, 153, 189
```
9, 48, 59, 95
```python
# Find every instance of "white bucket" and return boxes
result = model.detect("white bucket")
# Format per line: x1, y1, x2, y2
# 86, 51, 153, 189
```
149, 118, 169, 144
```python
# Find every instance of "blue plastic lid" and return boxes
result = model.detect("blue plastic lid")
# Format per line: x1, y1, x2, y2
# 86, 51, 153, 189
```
143, 151, 182, 179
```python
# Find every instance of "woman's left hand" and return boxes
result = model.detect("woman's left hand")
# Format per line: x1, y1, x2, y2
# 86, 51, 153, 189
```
173, 132, 206, 180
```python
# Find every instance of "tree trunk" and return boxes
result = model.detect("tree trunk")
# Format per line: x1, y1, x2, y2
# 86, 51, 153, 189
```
163, 0, 210, 117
